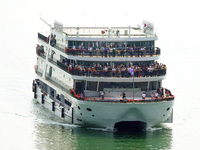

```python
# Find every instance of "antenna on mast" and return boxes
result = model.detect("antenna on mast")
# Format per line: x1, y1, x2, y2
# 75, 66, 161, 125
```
40, 14, 51, 28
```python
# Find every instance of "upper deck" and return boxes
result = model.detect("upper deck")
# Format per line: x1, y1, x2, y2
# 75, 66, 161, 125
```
38, 20, 159, 63
62, 26, 157, 41
38, 32, 160, 62
41, 20, 157, 47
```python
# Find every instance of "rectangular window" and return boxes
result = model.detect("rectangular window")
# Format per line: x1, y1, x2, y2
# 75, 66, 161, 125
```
68, 41, 73, 48
149, 81, 157, 90
87, 81, 97, 91
135, 82, 148, 91
135, 42, 140, 47
99, 82, 133, 91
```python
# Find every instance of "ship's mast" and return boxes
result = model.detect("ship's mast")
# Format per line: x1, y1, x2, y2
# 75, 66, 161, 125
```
40, 16, 51, 79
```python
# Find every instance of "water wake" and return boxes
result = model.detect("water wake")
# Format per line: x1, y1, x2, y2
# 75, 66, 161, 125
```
146, 124, 172, 132
87, 127, 115, 132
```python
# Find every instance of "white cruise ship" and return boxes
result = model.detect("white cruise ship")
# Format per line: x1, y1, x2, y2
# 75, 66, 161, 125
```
32, 19, 175, 130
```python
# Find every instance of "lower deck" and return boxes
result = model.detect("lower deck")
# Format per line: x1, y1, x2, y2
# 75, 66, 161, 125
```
32, 78, 174, 129
34, 76, 174, 105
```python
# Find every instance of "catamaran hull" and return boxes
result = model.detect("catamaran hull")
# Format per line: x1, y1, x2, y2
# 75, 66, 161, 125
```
34, 83, 174, 130
75, 99, 174, 129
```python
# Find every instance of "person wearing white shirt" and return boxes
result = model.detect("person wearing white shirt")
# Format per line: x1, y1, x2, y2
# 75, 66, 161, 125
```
109, 47, 113, 57
142, 93, 146, 99
141, 47, 144, 57
72, 45, 76, 55
155, 92, 158, 98
89, 47, 93, 57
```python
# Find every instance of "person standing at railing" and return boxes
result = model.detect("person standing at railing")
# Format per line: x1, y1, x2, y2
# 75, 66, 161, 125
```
68, 63, 73, 74
96, 47, 100, 56
148, 65, 153, 77
109, 47, 113, 57
112, 67, 116, 77
125, 47, 129, 57
138, 67, 142, 77
121, 66, 126, 77
134, 66, 138, 77
156, 47, 160, 55
155, 92, 158, 98
144, 46, 146, 57
96, 63, 100, 76
87, 67, 92, 76
121, 48, 125, 57
108, 66, 112, 77
154, 62, 158, 76
120, 94, 123, 101
128, 66, 133, 77
81, 66, 85, 76
112, 48, 116, 57
50, 34, 56, 46
165, 90, 169, 97
151, 92, 154, 99
150, 46, 154, 56
100, 46, 104, 57
103, 66, 107, 77
72, 45, 76, 56
89, 46, 93, 57
38, 45, 44, 56
81, 47, 85, 57
101, 92, 105, 100
78, 65, 81, 75
99, 65, 103, 76
62, 59, 65, 64
122, 92, 126, 100
142, 93, 146, 99
133, 45, 138, 57
91, 65, 95, 76
130, 46, 133, 57
64, 60, 68, 66
105, 46, 108, 57
78, 44, 82, 56
78, 44, 82, 50
157, 87, 164, 97
163, 64, 167, 75
141, 47, 144, 57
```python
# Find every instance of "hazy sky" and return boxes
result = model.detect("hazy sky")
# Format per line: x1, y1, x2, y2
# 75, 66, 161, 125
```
0, 0, 199, 27
0, 0, 199, 48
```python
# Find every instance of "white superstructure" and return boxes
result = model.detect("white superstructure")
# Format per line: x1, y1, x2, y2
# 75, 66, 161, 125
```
32, 19, 174, 130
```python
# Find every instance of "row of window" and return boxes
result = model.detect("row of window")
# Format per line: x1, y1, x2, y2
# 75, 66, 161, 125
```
68, 41, 155, 49
60, 57, 155, 68
76, 81, 161, 93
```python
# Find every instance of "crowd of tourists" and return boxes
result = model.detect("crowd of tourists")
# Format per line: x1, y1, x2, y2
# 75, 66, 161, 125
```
61, 59, 166, 77
65, 45, 160, 57
47, 34, 56, 46
143, 87, 173, 100
36, 45, 44, 56
38, 33, 160, 57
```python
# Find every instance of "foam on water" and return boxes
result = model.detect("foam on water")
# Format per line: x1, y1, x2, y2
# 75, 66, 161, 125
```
38, 120, 80, 128
87, 127, 116, 132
